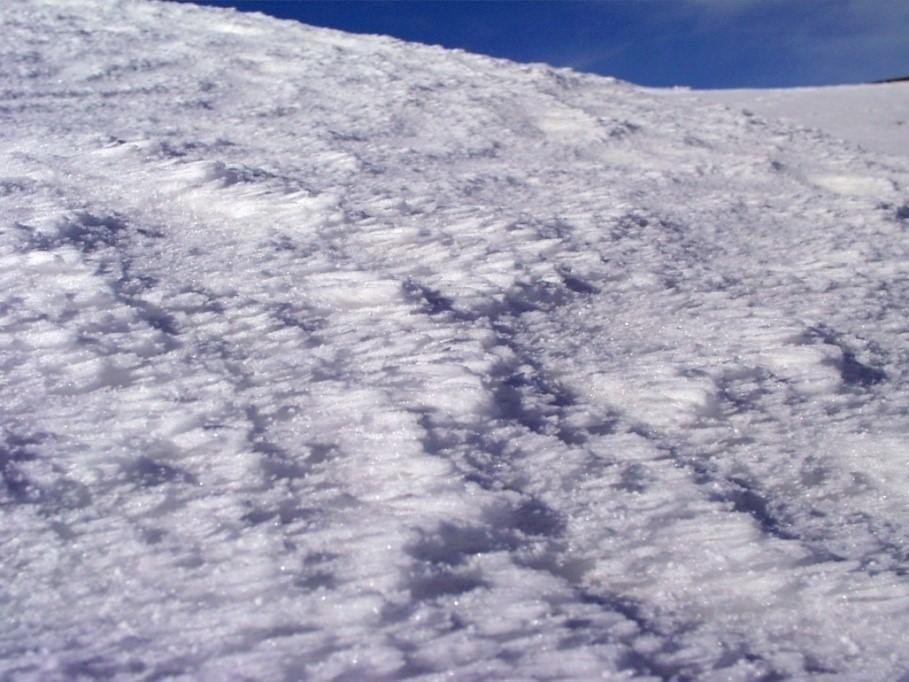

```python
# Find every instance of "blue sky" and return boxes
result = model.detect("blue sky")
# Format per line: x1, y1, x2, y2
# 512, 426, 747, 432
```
188, 1, 909, 88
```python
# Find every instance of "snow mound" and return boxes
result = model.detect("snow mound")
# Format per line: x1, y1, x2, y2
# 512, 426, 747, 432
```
3, 1, 909, 679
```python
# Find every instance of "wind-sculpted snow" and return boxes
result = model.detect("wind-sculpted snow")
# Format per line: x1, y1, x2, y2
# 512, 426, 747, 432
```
3, 1, 909, 679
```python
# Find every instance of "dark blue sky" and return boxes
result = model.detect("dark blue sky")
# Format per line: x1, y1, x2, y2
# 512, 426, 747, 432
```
187, 1, 909, 89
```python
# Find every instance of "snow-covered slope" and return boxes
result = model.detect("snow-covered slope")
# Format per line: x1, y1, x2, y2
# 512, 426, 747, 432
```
3, 1, 909, 679
693, 82, 909, 160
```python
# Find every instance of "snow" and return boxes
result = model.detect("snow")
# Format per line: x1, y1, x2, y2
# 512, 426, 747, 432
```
693, 82, 909, 160
2, 1, 909, 679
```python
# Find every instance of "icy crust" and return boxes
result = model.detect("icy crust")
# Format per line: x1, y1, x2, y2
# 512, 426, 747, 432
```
2, 0, 909, 679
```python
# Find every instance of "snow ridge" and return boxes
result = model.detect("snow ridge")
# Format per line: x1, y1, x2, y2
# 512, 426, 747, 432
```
3, 1, 909, 679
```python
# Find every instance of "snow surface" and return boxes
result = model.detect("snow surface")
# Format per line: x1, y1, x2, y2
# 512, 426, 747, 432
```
693, 83, 909, 160
3, 1, 909, 679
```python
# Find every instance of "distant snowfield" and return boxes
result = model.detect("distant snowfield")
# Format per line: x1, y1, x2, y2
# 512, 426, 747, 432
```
692, 82, 909, 159
3, 1, 909, 679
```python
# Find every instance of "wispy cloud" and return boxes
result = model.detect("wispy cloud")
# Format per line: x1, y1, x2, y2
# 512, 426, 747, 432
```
783, 0, 909, 82
677, 0, 909, 84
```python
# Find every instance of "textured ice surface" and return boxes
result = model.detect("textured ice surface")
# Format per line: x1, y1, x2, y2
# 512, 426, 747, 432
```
2, 1, 909, 679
